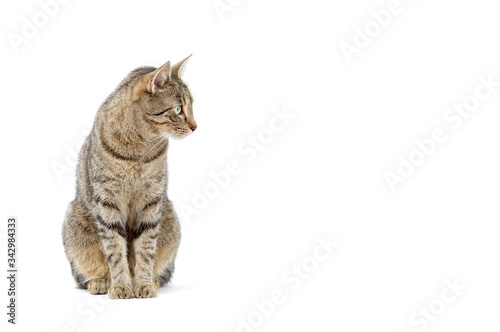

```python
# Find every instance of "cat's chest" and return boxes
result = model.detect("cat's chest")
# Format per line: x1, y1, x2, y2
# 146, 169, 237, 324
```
119, 164, 165, 190
117, 163, 166, 201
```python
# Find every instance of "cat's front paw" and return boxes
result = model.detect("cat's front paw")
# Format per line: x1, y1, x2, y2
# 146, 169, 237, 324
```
134, 283, 158, 298
108, 284, 132, 299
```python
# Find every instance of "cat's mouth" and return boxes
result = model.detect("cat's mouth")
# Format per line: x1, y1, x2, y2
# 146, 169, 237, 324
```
164, 129, 192, 140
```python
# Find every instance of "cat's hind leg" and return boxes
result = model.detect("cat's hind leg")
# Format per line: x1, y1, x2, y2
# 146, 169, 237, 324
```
63, 201, 110, 294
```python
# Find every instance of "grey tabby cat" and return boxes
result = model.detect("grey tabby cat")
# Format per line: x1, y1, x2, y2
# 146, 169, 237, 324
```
62, 56, 196, 299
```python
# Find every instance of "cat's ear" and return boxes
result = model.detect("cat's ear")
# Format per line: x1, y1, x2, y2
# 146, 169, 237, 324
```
134, 61, 171, 100
171, 54, 192, 78
147, 61, 171, 94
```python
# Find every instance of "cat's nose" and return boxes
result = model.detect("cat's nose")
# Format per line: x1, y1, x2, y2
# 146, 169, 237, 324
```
190, 124, 197, 132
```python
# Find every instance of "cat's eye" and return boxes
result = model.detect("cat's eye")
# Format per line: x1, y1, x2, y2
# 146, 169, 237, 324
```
174, 106, 182, 115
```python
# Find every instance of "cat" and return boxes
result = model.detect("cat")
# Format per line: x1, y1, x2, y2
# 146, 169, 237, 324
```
62, 55, 196, 299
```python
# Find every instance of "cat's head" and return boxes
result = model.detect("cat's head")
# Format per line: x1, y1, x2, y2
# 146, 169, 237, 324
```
132, 55, 196, 139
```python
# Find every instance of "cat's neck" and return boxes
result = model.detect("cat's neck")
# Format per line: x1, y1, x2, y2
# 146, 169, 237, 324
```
97, 106, 168, 163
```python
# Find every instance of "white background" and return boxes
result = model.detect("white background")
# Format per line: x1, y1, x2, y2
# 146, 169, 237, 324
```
1, 0, 500, 331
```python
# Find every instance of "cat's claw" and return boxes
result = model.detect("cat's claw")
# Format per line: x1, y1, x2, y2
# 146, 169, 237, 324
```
109, 285, 132, 299
87, 278, 108, 295
134, 283, 158, 298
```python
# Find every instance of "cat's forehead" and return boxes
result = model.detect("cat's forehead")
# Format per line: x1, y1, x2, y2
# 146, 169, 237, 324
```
168, 79, 192, 104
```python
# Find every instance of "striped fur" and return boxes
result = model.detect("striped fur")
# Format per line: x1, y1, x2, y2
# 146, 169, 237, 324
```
62, 56, 195, 299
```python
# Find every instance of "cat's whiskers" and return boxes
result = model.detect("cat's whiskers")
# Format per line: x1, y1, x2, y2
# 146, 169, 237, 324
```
143, 134, 165, 144
141, 133, 169, 161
